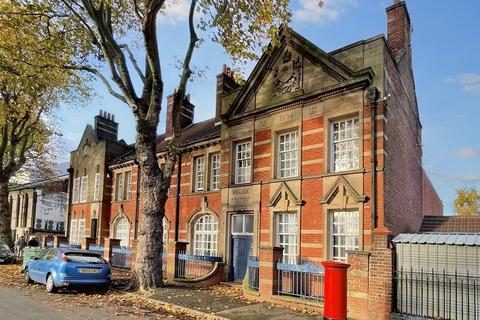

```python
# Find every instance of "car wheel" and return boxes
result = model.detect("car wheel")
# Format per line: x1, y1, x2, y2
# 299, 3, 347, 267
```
24, 270, 33, 284
46, 274, 57, 293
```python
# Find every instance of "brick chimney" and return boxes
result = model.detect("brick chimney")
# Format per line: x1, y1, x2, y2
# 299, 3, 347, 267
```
216, 64, 241, 124
386, 0, 412, 63
165, 91, 195, 139
94, 110, 118, 141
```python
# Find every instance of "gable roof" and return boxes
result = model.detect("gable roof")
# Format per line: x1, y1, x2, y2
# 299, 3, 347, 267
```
224, 26, 374, 120
420, 215, 480, 233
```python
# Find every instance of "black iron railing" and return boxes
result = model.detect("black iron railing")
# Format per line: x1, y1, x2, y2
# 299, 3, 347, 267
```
395, 268, 480, 320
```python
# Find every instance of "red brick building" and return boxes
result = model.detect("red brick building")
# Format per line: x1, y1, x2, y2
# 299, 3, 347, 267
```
66, 1, 442, 318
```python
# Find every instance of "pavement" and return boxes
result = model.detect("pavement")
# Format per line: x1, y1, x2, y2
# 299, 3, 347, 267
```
149, 284, 322, 319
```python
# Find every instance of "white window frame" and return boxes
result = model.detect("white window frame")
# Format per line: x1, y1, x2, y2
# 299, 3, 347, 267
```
275, 212, 298, 264
210, 153, 220, 190
194, 156, 205, 192
93, 173, 101, 201
330, 117, 360, 172
329, 210, 359, 262
80, 176, 88, 203
234, 140, 252, 184
124, 171, 132, 200
115, 173, 123, 201
277, 131, 299, 178
72, 178, 80, 204
69, 219, 78, 244
193, 215, 218, 256
78, 218, 86, 243
231, 214, 254, 235
115, 217, 130, 247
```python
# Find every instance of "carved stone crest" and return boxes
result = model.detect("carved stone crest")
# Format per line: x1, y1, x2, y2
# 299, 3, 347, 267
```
273, 50, 302, 96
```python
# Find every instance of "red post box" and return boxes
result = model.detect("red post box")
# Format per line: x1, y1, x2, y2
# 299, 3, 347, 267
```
321, 260, 350, 320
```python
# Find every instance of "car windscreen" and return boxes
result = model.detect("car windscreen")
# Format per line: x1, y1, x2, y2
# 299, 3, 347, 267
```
64, 252, 106, 264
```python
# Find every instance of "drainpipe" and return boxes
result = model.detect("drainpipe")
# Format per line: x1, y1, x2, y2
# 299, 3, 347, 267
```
368, 88, 379, 230
174, 153, 182, 242
133, 159, 140, 240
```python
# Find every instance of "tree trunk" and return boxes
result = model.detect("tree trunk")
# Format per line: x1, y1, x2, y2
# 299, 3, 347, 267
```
0, 180, 12, 247
132, 124, 169, 290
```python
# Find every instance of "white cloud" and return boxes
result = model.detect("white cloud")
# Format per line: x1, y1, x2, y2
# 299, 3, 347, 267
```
158, 0, 190, 25
293, 0, 356, 24
455, 147, 480, 158
447, 73, 480, 94
429, 170, 480, 184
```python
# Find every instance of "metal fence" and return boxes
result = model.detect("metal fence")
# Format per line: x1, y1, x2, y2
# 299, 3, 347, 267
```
277, 261, 325, 302
247, 256, 259, 290
111, 246, 133, 269
176, 251, 222, 279
395, 268, 480, 320
88, 244, 105, 258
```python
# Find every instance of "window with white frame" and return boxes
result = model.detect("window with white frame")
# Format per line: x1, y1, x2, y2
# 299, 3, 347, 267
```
231, 214, 254, 234
194, 156, 205, 192
78, 218, 85, 242
163, 217, 169, 253
124, 171, 132, 200
330, 211, 359, 262
72, 177, 80, 203
69, 217, 86, 245
93, 173, 101, 201
193, 215, 218, 256
80, 176, 88, 203
331, 118, 360, 172
69, 219, 78, 244
234, 141, 251, 184
115, 217, 130, 247
115, 173, 123, 201
210, 153, 220, 190
278, 131, 299, 178
275, 212, 298, 264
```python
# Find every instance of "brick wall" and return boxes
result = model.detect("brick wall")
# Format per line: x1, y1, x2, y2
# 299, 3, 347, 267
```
383, 44, 424, 235
422, 169, 443, 216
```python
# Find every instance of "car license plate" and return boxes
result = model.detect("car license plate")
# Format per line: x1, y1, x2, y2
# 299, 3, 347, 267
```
79, 268, 101, 273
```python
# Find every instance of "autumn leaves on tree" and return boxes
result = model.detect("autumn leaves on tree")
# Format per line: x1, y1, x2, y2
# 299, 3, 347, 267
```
1, 0, 291, 290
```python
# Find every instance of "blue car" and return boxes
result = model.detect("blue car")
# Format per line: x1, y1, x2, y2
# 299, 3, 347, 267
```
24, 248, 111, 293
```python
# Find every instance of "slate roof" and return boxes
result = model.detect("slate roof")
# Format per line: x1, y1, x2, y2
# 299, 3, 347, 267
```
109, 117, 220, 166
420, 215, 480, 233
393, 233, 480, 246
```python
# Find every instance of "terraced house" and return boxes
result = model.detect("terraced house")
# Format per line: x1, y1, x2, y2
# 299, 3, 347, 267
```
64, 1, 442, 318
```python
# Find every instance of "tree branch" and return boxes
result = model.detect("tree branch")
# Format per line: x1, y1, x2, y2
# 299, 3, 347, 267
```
120, 44, 145, 83
64, 65, 127, 103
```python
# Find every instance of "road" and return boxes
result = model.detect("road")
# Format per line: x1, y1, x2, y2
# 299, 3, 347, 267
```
0, 286, 138, 320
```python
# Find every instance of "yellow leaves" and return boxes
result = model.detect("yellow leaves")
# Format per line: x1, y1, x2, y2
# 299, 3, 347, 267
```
454, 187, 480, 216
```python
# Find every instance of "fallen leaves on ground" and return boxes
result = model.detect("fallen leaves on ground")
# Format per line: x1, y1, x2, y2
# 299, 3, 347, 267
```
0, 263, 200, 319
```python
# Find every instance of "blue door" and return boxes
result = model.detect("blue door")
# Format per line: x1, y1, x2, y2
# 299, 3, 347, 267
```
231, 235, 253, 282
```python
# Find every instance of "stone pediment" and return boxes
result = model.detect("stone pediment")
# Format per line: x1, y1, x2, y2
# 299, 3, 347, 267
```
320, 175, 366, 208
269, 182, 303, 211
224, 26, 368, 120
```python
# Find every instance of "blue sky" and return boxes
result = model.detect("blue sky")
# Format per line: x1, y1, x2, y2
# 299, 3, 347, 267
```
57, 0, 480, 214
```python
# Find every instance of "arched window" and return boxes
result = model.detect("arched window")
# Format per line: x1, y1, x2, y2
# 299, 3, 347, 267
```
114, 217, 130, 247
193, 215, 218, 256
